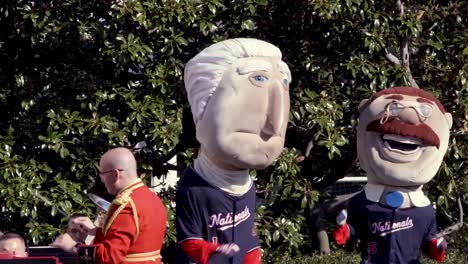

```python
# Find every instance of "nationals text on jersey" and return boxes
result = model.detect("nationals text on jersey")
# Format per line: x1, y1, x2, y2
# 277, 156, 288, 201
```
209, 206, 251, 231
371, 217, 414, 237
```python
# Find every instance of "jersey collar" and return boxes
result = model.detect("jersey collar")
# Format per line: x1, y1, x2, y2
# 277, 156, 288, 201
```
364, 183, 431, 207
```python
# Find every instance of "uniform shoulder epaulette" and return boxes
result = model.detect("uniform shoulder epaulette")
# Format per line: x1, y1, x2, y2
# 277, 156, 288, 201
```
113, 188, 133, 205
102, 181, 144, 239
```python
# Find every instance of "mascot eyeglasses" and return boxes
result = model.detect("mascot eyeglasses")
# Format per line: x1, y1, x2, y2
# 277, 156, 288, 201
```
380, 100, 433, 124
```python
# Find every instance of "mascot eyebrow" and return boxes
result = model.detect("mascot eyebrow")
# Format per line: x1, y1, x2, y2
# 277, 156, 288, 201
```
384, 95, 436, 105
367, 86, 446, 113
385, 95, 404, 100
237, 60, 273, 74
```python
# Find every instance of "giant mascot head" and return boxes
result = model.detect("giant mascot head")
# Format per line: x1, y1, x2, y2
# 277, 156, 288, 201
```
184, 38, 291, 171
357, 86, 452, 187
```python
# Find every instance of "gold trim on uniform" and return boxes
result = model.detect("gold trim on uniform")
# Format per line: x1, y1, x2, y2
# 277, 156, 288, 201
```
129, 198, 140, 240
124, 250, 162, 262
102, 181, 144, 236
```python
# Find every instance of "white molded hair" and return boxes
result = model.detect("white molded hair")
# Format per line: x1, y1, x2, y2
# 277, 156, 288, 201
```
184, 38, 289, 125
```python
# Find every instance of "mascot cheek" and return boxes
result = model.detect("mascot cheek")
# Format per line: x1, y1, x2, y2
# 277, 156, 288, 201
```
217, 96, 289, 169
218, 133, 284, 169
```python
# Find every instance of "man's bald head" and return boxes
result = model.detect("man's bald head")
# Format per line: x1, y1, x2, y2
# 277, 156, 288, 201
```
100, 148, 137, 175
99, 147, 139, 195
0, 233, 27, 257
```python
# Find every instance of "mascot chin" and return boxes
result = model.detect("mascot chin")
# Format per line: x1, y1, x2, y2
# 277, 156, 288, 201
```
175, 38, 291, 264
333, 86, 453, 263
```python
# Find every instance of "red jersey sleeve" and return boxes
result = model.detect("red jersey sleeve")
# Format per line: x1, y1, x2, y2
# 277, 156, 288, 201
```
180, 239, 218, 264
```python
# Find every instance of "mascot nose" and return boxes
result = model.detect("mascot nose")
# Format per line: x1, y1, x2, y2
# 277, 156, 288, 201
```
396, 108, 422, 125
264, 80, 285, 136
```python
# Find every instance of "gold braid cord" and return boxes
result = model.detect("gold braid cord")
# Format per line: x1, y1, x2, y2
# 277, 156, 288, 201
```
129, 198, 140, 240
102, 182, 144, 237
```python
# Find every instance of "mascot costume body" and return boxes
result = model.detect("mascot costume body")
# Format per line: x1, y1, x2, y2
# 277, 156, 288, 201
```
333, 86, 452, 263
176, 38, 291, 264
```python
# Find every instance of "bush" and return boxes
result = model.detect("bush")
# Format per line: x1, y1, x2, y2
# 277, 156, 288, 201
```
0, 0, 466, 262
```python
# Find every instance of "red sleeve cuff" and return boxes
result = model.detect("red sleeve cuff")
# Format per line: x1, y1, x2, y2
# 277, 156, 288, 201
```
428, 239, 446, 262
332, 224, 350, 245
244, 248, 261, 264
180, 239, 218, 264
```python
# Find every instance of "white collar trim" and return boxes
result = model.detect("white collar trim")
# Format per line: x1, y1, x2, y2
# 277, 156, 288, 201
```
364, 183, 431, 207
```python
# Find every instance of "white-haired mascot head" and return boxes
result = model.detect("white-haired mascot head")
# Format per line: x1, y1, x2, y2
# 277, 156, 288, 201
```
176, 38, 291, 264
185, 38, 291, 172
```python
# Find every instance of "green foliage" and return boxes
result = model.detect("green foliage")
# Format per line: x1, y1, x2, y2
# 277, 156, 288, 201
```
267, 250, 361, 264
256, 149, 319, 256
0, 0, 467, 262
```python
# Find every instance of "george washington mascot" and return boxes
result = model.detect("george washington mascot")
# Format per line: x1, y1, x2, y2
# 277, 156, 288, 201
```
175, 38, 291, 264
333, 86, 452, 263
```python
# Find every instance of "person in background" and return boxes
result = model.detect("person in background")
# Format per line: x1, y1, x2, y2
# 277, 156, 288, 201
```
51, 147, 167, 264
50, 212, 93, 249
0, 233, 28, 257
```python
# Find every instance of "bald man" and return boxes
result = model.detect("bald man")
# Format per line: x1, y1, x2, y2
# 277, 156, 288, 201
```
52, 147, 167, 264
0, 233, 28, 258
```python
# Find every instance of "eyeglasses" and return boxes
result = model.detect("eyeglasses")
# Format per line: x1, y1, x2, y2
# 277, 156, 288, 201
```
99, 169, 124, 176
380, 101, 433, 124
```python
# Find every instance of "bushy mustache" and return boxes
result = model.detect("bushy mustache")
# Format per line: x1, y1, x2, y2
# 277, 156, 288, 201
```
366, 118, 440, 148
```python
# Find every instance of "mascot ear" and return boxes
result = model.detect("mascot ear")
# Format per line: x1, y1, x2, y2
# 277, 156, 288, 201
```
358, 99, 369, 113
445, 112, 453, 129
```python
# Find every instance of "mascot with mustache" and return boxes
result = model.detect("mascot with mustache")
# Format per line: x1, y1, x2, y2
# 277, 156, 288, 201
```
175, 38, 291, 264
333, 87, 452, 263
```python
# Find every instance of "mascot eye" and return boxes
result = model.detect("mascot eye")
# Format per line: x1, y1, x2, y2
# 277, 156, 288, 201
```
418, 104, 433, 118
253, 75, 268, 82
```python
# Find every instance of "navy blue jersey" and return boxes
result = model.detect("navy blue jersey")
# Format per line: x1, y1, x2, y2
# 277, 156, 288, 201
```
348, 191, 436, 264
175, 166, 259, 264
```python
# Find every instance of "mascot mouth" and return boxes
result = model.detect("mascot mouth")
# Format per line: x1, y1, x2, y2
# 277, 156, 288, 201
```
382, 134, 421, 154
235, 129, 277, 143
260, 129, 275, 140
367, 118, 440, 148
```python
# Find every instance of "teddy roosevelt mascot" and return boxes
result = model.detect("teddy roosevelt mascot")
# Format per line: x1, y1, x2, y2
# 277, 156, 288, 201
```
175, 38, 291, 264
333, 86, 453, 263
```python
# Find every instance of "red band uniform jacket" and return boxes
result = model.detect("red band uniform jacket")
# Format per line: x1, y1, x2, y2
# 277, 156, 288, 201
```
78, 180, 167, 264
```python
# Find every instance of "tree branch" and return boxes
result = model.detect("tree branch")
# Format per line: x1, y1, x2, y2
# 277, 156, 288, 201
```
384, 48, 401, 65
401, 38, 419, 88
428, 22, 438, 31
397, 0, 405, 18
401, 38, 410, 68
384, 1, 419, 88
